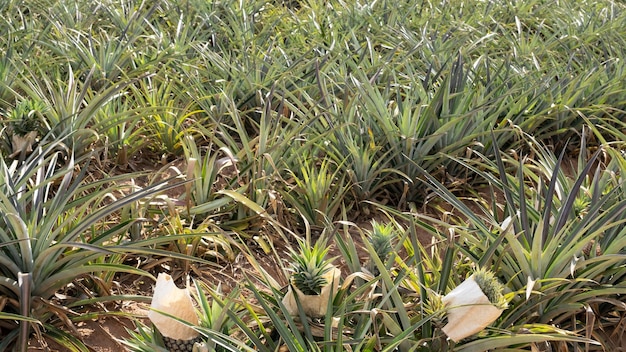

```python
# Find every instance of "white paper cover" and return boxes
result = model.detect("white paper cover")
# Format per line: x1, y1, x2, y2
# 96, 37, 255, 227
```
441, 275, 503, 342
148, 273, 199, 340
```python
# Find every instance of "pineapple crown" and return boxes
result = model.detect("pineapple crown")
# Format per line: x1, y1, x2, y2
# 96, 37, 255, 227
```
368, 220, 395, 260
423, 290, 447, 323
472, 268, 508, 310
289, 240, 335, 296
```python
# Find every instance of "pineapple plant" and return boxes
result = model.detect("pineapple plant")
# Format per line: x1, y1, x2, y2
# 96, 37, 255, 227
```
282, 240, 341, 318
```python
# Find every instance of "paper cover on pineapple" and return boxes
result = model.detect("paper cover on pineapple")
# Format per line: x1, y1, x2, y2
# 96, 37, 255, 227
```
148, 273, 200, 340
283, 266, 341, 318
10, 131, 38, 158
441, 275, 503, 342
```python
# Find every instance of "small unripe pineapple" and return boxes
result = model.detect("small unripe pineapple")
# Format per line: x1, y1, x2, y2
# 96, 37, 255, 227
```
366, 221, 396, 275
368, 221, 395, 261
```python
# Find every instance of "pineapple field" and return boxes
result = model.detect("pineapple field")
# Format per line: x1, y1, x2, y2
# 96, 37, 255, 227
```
1, 0, 626, 350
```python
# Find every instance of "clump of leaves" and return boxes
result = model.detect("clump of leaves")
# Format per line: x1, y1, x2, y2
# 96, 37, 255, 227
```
472, 268, 508, 310
289, 241, 334, 296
